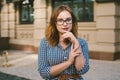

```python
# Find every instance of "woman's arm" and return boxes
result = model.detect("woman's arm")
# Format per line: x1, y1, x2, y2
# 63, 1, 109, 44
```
50, 44, 80, 77
60, 31, 87, 71
50, 60, 71, 77
73, 39, 86, 71
60, 31, 89, 74
38, 38, 79, 79
38, 39, 70, 78
74, 39, 89, 74
38, 38, 51, 79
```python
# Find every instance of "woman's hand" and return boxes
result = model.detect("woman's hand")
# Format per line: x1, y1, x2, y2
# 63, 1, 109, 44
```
60, 31, 80, 49
60, 31, 77, 44
68, 44, 80, 64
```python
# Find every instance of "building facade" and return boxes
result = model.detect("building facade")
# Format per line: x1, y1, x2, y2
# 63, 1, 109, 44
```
0, 0, 120, 60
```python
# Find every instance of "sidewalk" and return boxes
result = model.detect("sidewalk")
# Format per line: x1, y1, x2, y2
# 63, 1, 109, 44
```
0, 50, 42, 80
0, 50, 120, 80
84, 59, 120, 80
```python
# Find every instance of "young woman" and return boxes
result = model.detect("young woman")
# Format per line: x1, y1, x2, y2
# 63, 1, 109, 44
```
38, 5, 89, 80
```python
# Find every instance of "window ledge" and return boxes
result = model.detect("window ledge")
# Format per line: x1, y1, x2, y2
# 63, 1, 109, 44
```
78, 22, 96, 27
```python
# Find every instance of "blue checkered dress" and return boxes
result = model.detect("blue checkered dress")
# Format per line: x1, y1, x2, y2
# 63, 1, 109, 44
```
38, 37, 89, 80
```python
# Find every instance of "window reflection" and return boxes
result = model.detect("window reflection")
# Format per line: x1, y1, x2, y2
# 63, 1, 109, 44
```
53, 0, 94, 22
20, 0, 34, 24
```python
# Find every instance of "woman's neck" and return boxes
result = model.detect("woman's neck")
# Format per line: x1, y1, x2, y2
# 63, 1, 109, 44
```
59, 37, 67, 49
60, 40, 67, 49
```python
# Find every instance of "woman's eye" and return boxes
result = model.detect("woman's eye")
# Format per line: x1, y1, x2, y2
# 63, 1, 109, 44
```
67, 18, 72, 21
58, 19, 63, 22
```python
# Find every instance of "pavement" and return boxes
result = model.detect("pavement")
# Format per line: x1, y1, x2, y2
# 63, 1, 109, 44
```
0, 50, 120, 80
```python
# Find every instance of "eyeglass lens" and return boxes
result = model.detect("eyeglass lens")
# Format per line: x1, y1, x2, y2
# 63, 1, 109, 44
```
56, 17, 72, 25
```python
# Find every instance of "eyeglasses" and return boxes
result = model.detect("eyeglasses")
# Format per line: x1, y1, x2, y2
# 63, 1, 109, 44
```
56, 17, 72, 25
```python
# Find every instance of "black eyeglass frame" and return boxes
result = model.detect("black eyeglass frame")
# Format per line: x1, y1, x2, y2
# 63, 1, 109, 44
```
56, 18, 72, 25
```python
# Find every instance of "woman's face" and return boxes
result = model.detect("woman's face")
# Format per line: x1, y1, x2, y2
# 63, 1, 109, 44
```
56, 10, 72, 35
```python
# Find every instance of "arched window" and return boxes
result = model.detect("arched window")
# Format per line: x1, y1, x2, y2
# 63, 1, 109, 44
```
53, 0, 94, 22
19, 0, 34, 24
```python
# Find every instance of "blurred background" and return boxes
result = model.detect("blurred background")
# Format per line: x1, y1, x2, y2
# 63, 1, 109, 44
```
1, 0, 120, 60
0, 0, 120, 80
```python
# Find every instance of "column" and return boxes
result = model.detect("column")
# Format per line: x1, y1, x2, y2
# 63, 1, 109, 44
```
114, 3, 120, 59
33, 0, 46, 52
95, 2, 120, 60
8, 3, 15, 38
1, 0, 9, 37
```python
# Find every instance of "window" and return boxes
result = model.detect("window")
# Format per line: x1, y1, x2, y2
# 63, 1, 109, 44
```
19, 0, 34, 24
53, 0, 94, 22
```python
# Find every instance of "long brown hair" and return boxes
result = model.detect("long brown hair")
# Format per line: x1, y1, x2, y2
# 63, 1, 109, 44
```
45, 5, 78, 46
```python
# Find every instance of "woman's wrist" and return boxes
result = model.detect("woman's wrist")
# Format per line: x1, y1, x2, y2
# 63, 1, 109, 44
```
73, 39, 79, 48
67, 60, 73, 66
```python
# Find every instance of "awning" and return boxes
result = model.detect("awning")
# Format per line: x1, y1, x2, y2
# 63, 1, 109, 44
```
6, 0, 34, 3
12, 0, 20, 2
6, 0, 20, 3
96, 0, 114, 3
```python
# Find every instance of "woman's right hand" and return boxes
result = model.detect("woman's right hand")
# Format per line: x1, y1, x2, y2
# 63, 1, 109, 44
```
68, 44, 80, 64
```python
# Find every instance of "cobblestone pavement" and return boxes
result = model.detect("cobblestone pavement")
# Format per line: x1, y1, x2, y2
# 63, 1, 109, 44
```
0, 50, 120, 80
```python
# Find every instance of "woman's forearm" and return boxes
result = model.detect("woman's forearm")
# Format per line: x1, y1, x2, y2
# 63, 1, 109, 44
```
75, 51, 85, 71
50, 60, 72, 77
73, 40, 86, 71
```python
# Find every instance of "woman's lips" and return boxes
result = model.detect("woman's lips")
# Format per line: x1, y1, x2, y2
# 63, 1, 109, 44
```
63, 28, 69, 31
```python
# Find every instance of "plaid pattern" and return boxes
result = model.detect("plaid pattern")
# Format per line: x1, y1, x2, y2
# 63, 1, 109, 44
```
38, 37, 89, 80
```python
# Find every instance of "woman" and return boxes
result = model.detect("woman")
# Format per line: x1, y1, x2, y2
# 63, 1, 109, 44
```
38, 5, 89, 80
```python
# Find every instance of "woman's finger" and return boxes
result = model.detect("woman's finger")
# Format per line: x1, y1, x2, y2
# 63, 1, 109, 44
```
73, 46, 79, 52
71, 44, 74, 50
